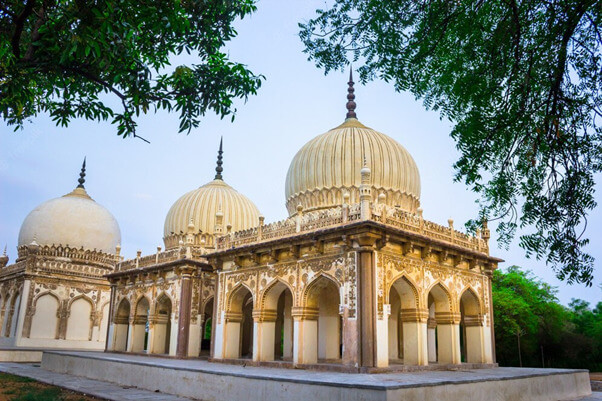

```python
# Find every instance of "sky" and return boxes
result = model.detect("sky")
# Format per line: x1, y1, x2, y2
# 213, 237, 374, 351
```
0, 0, 600, 306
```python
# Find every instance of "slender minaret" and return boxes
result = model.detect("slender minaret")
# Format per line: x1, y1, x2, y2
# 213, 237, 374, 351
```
77, 157, 86, 189
346, 68, 357, 119
360, 156, 372, 220
215, 137, 224, 180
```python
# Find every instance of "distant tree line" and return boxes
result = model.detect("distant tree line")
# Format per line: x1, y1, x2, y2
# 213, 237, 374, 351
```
493, 266, 601, 370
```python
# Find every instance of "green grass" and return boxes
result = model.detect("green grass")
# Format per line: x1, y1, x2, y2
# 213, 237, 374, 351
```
0, 373, 35, 383
14, 386, 62, 401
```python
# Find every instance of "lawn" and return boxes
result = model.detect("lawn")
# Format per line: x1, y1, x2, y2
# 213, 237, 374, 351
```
0, 373, 101, 401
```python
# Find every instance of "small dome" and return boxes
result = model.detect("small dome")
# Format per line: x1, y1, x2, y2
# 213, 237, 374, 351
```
285, 118, 421, 215
18, 187, 121, 254
163, 179, 261, 241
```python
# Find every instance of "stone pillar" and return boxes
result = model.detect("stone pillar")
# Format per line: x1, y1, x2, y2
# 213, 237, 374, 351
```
292, 307, 319, 365
146, 317, 156, 354
357, 245, 377, 368
176, 267, 194, 358
188, 315, 202, 357
222, 312, 242, 359
435, 312, 462, 364
126, 319, 134, 352
400, 308, 429, 366
487, 272, 496, 363
427, 317, 437, 362
252, 309, 277, 361
465, 315, 491, 363
105, 284, 116, 351
341, 307, 359, 366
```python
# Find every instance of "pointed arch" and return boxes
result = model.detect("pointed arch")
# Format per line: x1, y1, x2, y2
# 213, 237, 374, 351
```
387, 274, 420, 309
226, 283, 254, 314
259, 278, 294, 310
67, 294, 95, 310
303, 273, 341, 308
112, 298, 130, 351
459, 287, 483, 316
30, 292, 60, 339
66, 296, 93, 340
426, 282, 453, 314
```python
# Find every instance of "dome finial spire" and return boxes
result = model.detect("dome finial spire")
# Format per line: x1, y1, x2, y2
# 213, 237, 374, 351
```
215, 137, 224, 180
77, 157, 86, 189
346, 67, 357, 119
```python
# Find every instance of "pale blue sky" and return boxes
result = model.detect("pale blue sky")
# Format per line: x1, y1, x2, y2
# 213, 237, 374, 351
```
0, 0, 600, 306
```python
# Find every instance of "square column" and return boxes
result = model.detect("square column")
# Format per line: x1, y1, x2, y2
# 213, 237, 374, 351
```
435, 312, 461, 364
222, 312, 242, 359
400, 308, 429, 366
427, 317, 437, 362
292, 307, 319, 365
465, 315, 492, 363
252, 309, 277, 361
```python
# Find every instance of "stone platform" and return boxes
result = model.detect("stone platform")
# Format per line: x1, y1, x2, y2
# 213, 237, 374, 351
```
39, 351, 592, 401
0, 347, 44, 362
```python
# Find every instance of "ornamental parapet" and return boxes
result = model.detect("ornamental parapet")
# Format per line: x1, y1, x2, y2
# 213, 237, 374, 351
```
0, 260, 26, 278
15, 244, 118, 269
116, 247, 208, 272
215, 203, 489, 255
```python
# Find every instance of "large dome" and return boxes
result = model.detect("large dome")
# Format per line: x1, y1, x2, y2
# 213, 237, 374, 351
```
18, 186, 121, 255
285, 117, 421, 215
163, 179, 261, 240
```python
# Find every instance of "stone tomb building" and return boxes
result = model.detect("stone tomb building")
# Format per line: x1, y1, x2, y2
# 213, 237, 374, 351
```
0, 162, 120, 351
105, 77, 501, 371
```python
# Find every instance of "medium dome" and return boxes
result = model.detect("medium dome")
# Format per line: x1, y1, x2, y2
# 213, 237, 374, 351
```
285, 118, 421, 215
163, 179, 261, 241
18, 187, 121, 254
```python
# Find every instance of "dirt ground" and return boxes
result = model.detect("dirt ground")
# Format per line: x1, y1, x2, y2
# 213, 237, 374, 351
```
0, 373, 102, 401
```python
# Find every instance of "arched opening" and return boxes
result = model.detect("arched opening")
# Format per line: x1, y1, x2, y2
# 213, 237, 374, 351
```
223, 285, 253, 359
201, 298, 214, 354
30, 293, 58, 339
241, 291, 254, 358
99, 303, 110, 343
151, 294, 172, 354
9, 292, 21, 337
131, 297, 150, 353
113, 299, 130, 351
427, 296, 437, 363
388, 276, 423, 365
259, 281, 293, 361
66, 297, 93, 340
460, 289, 486, 363
305, 276, 341, 363
428, 283, 459, 364
0, 293, 7, 337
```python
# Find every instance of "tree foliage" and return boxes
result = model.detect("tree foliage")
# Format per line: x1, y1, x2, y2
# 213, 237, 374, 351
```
300, 0, 602, 285
493, 266, 601, 370
0, 0, 263, 140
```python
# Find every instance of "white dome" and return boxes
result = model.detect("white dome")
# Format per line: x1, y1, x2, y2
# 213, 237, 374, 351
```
18, 187, 121, 254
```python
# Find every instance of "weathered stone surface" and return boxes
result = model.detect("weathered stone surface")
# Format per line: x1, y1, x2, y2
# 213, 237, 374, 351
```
41, 351, 592, 401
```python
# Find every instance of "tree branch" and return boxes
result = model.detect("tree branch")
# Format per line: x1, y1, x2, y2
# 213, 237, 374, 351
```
11, 0, 37, 59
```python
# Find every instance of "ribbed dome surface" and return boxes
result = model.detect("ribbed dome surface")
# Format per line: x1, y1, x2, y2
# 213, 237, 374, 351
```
285, 118, 421, 215
18, 187, 121, 254
164, 179, 261, 239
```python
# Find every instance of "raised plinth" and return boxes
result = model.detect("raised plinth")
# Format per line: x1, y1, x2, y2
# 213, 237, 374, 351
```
0, 347, 43, 362
40, 351, 591, 401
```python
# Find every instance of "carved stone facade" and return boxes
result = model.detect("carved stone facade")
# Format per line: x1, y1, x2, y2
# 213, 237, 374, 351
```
0, 244, 115, 349
106, 255, 215, 357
